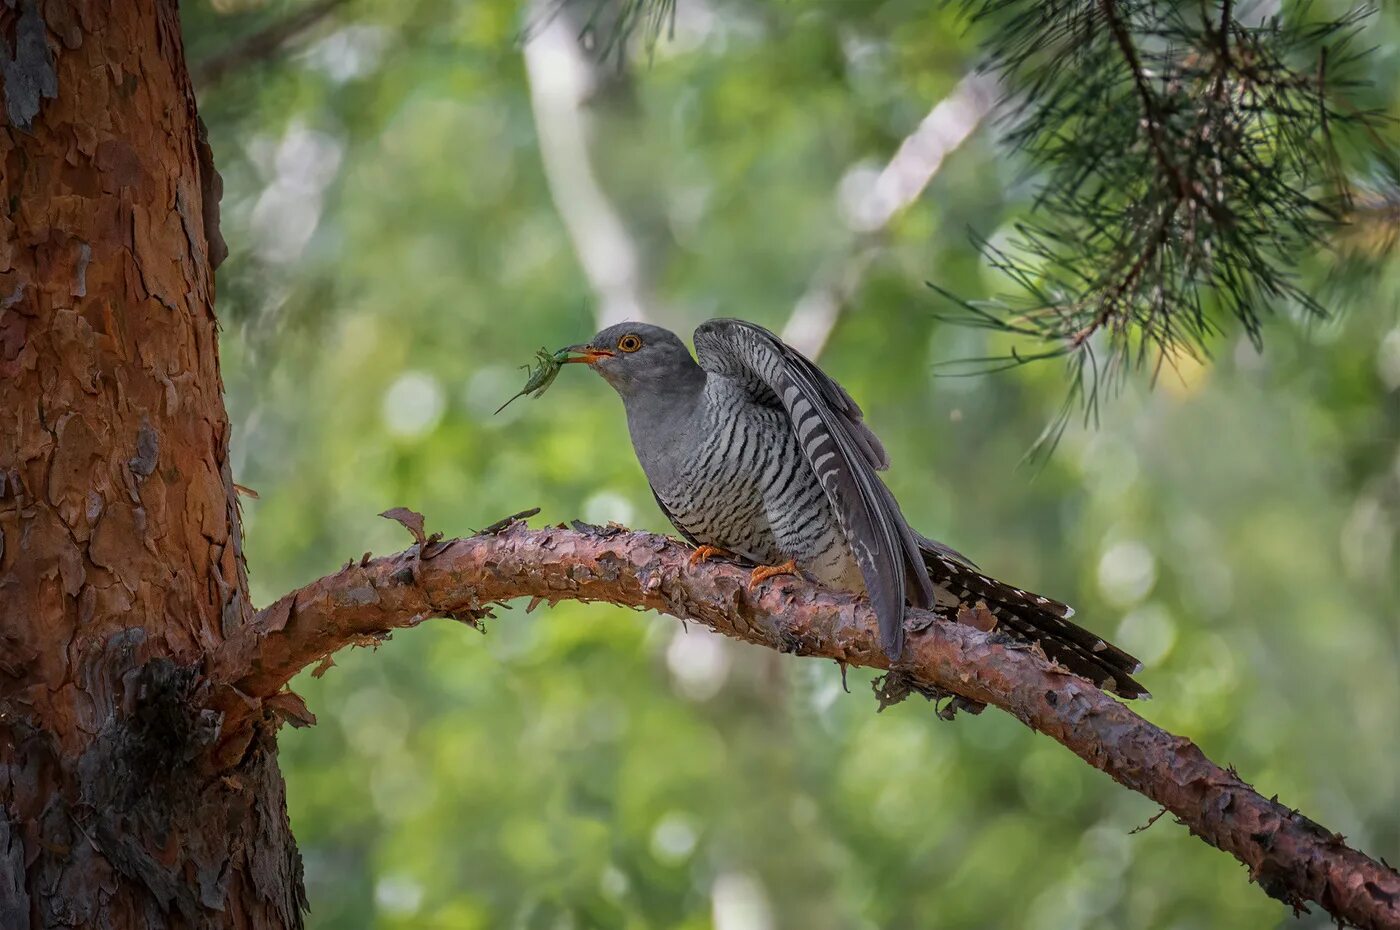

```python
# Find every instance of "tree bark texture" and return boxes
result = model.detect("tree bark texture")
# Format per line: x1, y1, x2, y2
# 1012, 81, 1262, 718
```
2, 3, 1397, 930
215, 518, 1400, 930
1, 2, 299, 927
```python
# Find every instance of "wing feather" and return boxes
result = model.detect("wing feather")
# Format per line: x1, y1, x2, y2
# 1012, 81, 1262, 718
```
650, 486, 703, 548
693, 319, 933, 657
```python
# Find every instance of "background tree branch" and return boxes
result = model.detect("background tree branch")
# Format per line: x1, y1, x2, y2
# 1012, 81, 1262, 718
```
192, 0, 351, 90
780, 71, 1001, 359
587, 0, 1400, 391
215, 517, 1400, 930
524, 0, 658, 328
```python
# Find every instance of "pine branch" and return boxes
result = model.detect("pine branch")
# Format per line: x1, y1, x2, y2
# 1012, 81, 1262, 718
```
931, 0, 1392, 436
212, 516, 1400, 930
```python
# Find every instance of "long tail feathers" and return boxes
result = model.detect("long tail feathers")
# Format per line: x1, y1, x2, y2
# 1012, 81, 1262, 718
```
918, 543, 1149, 700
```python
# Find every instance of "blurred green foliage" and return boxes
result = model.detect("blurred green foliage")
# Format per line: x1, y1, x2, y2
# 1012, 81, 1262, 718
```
190, 1, 1400, 926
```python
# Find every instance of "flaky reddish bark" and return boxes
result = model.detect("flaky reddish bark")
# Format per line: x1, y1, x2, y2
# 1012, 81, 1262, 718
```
215, 521, 1400, 930
1, 2, 299, 927
2, 4, 1394, 929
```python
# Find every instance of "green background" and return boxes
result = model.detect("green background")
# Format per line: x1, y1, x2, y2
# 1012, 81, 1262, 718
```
189, 1, 1400, 927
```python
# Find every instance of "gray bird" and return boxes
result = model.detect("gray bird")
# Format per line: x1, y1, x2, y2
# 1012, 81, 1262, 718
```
562, 318, 1146, 698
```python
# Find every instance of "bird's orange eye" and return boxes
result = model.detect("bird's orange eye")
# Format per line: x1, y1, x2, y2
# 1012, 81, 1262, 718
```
618, 334, 643, 353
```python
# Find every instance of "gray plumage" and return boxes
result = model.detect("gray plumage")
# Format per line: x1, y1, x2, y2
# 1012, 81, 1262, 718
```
567, 319, 1146, 698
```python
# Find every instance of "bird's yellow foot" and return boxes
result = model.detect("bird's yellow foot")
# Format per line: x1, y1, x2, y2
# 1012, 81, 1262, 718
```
688, 544, 735, 567
747, 559, 798, 590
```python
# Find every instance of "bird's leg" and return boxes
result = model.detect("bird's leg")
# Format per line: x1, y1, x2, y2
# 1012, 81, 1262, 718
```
688, 544, 735, 567
747, 559, 799, 590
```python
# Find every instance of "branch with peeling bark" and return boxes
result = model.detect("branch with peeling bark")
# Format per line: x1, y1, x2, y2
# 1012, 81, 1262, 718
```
213, 515, 1400, 930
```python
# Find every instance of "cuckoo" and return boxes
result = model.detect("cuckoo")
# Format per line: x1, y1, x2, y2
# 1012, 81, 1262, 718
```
561, 319, 1147, 698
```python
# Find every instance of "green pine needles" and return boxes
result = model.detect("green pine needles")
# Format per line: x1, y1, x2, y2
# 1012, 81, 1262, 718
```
932, 0, 1393, 447
546, 0, 1396, 441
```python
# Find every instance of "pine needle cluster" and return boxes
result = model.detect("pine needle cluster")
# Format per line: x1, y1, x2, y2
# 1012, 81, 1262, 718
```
547, 0, 1398, 436
933, 1, 1393, 440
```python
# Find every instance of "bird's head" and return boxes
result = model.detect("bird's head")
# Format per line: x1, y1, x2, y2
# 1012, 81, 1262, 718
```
562, 322, 702, 398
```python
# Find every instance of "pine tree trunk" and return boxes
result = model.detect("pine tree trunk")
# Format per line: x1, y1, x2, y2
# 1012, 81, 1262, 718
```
1, 2, 304, 926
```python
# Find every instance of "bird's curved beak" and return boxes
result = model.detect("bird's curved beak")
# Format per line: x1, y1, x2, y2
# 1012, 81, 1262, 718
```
560, 344, 615, 365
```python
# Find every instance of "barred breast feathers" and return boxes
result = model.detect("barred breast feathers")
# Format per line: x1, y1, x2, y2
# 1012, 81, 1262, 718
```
692, 318, 933, 659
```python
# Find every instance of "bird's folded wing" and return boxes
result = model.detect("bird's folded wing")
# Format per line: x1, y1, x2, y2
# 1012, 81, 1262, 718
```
692, 319, 935, 656
649, 485, 703, 548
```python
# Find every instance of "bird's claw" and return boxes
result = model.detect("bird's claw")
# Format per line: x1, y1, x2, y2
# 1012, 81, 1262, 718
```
688, 545, 734, 567
747, 560, 798, 590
